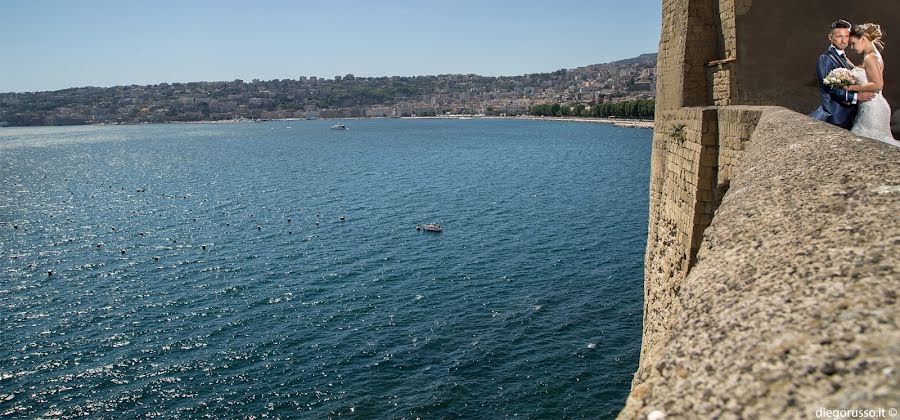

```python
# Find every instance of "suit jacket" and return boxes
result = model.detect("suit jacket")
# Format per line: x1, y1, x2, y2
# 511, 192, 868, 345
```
809, 46, 857, 129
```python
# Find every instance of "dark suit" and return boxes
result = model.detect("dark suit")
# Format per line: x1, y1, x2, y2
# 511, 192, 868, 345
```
809, 46, 857, 129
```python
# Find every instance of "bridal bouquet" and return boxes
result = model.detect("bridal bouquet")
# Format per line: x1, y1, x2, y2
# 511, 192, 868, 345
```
823, 68, 855, 88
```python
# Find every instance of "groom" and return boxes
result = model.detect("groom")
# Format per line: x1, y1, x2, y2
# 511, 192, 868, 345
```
810, 19, 875, 129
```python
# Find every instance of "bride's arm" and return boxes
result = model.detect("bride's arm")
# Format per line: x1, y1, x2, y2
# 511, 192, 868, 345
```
847, 55, 884, 93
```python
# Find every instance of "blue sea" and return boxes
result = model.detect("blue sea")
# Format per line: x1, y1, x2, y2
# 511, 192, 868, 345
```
0, 118, 650, 418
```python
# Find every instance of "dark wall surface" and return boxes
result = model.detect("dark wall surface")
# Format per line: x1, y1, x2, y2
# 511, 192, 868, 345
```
735, 0, 898, 134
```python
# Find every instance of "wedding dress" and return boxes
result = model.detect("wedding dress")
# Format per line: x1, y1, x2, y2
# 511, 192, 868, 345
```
850, 51, 900, 147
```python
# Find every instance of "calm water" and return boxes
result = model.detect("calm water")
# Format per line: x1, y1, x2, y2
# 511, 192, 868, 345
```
0, 119, 650, 418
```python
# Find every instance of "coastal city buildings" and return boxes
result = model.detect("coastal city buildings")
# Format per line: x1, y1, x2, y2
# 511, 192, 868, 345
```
0, 54, 656, 126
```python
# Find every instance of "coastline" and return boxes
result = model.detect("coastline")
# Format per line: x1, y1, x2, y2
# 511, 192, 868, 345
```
401, 115, 654, 128
1, 115, 655, 129
498, 115, 653, 129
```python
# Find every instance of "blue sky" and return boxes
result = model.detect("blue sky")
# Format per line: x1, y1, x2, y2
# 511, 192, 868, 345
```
1, 0, 661, 93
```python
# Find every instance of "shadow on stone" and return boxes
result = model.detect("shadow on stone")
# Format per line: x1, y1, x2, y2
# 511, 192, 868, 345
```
891, 109, 899, 140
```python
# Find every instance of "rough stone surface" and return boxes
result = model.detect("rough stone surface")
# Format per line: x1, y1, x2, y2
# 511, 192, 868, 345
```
620, 107, 899, 418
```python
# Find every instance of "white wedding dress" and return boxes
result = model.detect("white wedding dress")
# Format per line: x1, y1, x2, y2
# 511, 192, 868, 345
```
850, 51, 899, 147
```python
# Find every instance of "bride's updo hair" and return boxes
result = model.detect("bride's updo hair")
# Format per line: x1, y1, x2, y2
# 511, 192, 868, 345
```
852, 23, 886, 50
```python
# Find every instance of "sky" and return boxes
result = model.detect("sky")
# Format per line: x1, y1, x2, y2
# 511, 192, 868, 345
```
0, 0, 662, 93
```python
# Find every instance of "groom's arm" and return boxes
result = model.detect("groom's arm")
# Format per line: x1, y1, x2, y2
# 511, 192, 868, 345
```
817, 55, 856, 105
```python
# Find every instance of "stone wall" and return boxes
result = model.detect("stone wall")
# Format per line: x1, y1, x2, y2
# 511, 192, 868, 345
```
638, 105, 764, 385
620, 107, 899, 418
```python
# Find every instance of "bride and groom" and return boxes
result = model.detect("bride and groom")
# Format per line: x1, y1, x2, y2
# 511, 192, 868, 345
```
810, 19, 898, 146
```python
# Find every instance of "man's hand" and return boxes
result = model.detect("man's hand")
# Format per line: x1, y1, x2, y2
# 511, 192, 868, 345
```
858, 92, 876, 103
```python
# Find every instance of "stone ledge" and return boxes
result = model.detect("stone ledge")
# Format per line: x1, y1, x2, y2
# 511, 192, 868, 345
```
621, 107, 900, 418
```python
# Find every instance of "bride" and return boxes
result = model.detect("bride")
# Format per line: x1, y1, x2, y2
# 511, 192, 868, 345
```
845, 23, 899, 146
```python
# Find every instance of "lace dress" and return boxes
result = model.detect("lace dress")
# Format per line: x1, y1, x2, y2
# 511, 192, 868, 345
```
850, 52, 899, 147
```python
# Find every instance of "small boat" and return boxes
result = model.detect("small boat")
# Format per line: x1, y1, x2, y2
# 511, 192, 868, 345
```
330, 124, 347, 130
416, 223, 443, 232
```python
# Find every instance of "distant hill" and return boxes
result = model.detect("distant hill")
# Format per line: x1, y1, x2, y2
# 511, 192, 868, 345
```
609, 53, 658, 66
0, 53, 658, 126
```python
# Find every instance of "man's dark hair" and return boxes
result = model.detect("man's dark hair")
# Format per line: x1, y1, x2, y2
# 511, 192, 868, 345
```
831, 19, 852, 33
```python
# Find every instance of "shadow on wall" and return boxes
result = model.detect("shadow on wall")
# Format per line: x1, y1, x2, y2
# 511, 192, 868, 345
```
893, 111, 899, 139
735, 0, 900, 122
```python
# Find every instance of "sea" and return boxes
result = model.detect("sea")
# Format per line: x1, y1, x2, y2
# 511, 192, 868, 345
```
0, 118, 651, 418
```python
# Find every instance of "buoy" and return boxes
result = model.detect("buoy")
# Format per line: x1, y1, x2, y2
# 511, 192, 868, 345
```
154, 256, 160, 261
48, 270, 53, 276
340, 216, 346, 221
288, 218, 292, 223
257, 225, 262, 230
121, 249, 126, 255
202, 245, 207, 250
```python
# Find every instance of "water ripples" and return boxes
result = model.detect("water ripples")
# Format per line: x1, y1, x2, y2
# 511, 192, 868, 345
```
1, 119, 650, 418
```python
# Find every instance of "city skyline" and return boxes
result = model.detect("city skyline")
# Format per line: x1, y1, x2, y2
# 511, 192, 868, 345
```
1, 0, 662, 93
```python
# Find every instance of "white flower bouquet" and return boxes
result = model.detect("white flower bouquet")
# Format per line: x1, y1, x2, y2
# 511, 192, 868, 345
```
823, 68, 855, 88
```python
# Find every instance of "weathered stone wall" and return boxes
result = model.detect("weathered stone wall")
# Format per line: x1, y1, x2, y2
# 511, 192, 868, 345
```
621, 107, 899, 418
709, 0, 737, 106
639, 105, 764, 385
715, 106, 759, 183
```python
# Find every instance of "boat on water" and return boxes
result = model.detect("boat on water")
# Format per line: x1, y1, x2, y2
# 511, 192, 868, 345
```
330, 124, 347, 130
416, 223, 443, 232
